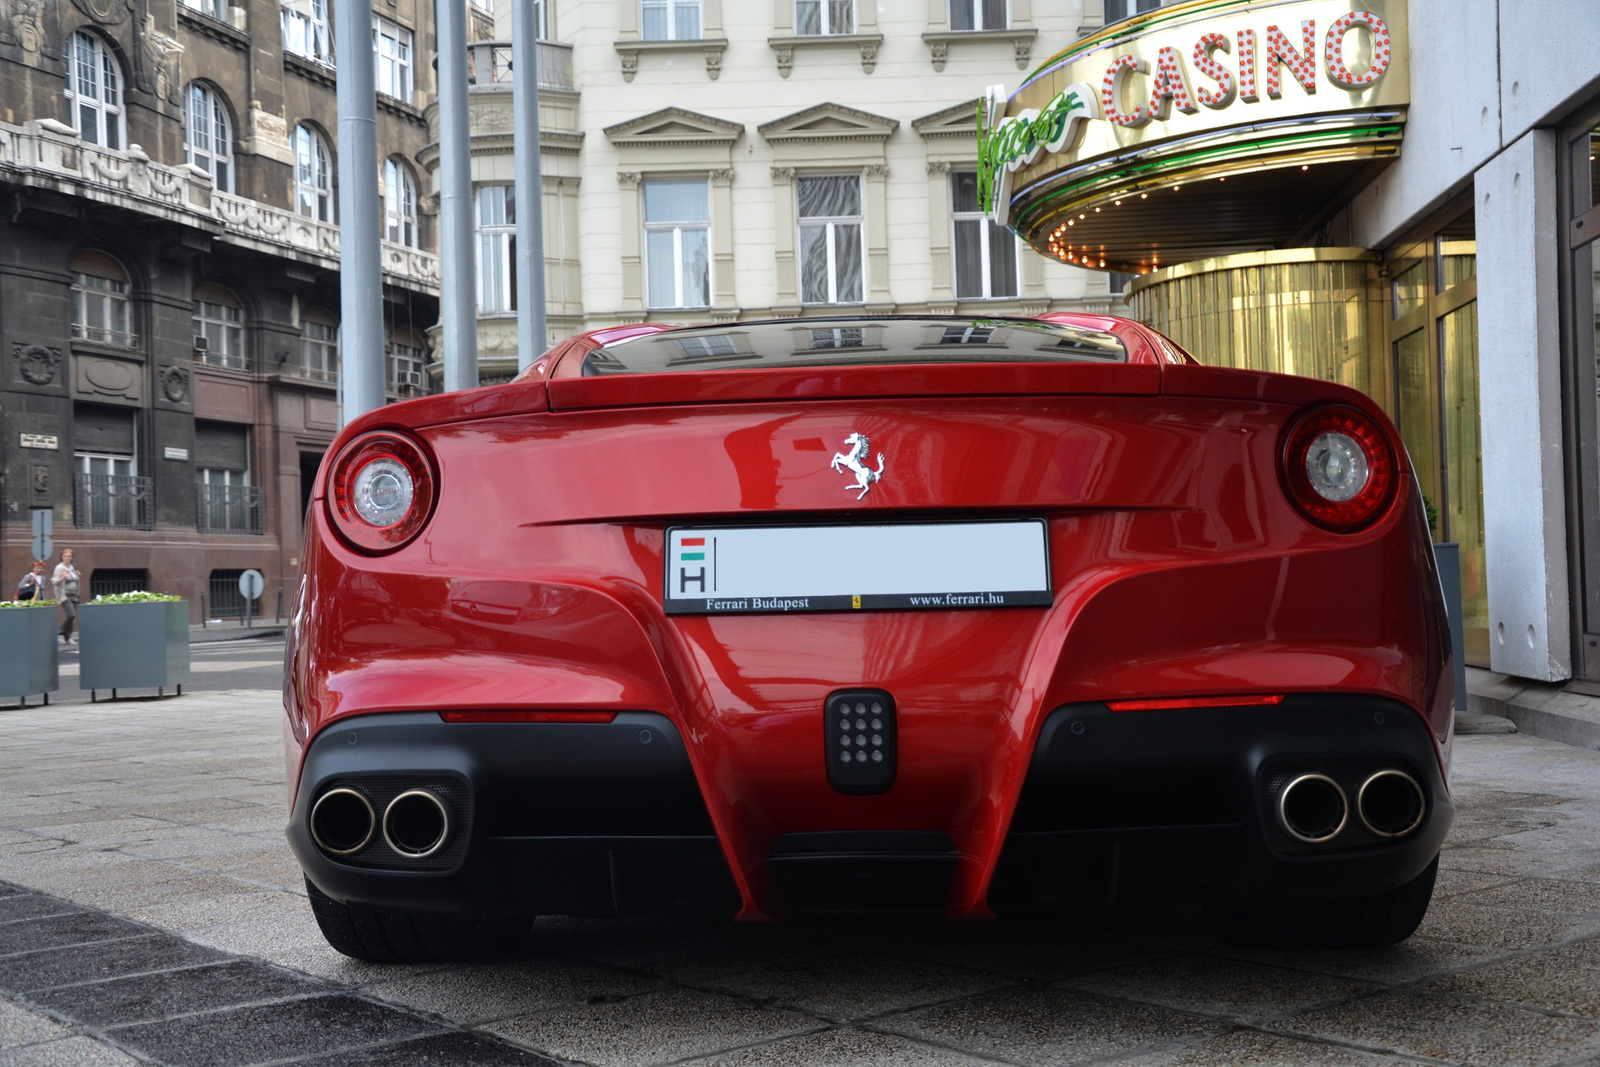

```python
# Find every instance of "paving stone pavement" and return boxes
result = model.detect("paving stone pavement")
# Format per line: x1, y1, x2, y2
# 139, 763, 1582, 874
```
0, 691, 1596, 1065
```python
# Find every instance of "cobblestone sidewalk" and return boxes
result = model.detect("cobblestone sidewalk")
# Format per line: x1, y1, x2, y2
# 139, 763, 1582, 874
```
0, 691, 1596, 1065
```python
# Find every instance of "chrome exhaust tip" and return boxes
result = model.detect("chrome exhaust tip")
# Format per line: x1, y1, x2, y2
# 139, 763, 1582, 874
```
383, 789, 451, 858
310, 787, 376, 856
1277, 773, 1349, 843
1357, 769, 1426, 838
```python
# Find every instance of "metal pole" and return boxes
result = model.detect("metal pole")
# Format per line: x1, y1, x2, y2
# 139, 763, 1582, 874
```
511, 0, 548, 371
336, 0, 385, 420
436, 0, 477, 390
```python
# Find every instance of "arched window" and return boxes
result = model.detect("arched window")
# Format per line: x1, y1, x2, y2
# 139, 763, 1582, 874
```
299, 308, 338, 381
383, 158, 417, 248
70, 250, 134, 347
184, 83, 234, 192
192, 283, 245, 368
293, 124, 333, 221
65, 32, 123, 149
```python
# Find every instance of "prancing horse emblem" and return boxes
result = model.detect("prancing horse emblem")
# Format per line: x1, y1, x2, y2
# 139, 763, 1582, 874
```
831, 432, 885, 500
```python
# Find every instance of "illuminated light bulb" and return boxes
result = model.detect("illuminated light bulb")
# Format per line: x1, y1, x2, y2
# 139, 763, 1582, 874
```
1140, 193, 1148, 199
1094, 207, 1101, 213
1079, 213, 1086, 219
1301, 165, 1309, 171
1114, 199, 1122, 206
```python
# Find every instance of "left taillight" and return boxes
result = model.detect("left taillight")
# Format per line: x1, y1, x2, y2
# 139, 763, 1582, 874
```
326, 431, 436, 553
1279, 404, 1397, 533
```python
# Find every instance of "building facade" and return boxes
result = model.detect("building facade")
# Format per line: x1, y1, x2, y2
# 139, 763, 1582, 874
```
0, 0, 443, 616
423, 0, 1117, 383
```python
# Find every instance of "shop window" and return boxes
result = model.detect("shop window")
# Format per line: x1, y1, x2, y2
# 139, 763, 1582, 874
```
384, 159, 418, 248
184, 83, 234, 192
294, 125, 334, 221
70, 251, 134, 347
798, 175, 863, 305
65, 32, 123, 149
797, 0, 853, 35
951, 170, 1018, 300
193, 284, 245, 368
282, 0, 332, 63
642, 0, 700, 40
477, 184, 516, 313
373, 18, 413, 100
950, 0, 1006, 31
645, 179, 711, 310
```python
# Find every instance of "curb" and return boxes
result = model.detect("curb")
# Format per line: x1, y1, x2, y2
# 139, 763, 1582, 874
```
1464, 666, 1600, 750
191, 627, 286, 644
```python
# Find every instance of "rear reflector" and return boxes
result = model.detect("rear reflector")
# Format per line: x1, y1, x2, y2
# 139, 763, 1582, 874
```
439, 711, 619, 724
1107, 694, 1286, 712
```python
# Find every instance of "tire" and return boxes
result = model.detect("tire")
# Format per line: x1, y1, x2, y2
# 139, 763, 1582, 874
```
1209, 854, 1439, 950
304, 877, 533, 963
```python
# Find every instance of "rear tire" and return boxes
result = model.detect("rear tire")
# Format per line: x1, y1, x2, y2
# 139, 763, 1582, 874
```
1209, 854, 1439, 950
304, 877, 532, 963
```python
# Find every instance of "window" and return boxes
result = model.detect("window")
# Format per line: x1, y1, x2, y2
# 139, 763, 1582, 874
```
798, 174, 863, 305
941, 325, 995, 344
192, 284, 245, 368
796, 0, 853, 34
281, 0, 332, 64
810, 327, 864, 349
644, 179, 710, 310
950, 0, 1006, 30
374, 18, 413, 100
293, 125, 333, 221
675, 335, 737, 360
299, 310, 338, 381
75, 454, 139, 528
951, 171, 1018, 300
65, 32, 123, 149
642, 0, 699, 41
195, 420, 258, 534
180, 0, 228, 21
384, 159, 418, 248
1102, 0, 1165, 26
388, 335, 427, 392
477, 185, 516, 312
70, 251, 134, 347
184, 83, 234, 192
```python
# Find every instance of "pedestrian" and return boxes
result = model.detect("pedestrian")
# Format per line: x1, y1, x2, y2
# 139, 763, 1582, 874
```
15, 560, 47, 601
51, 549, 80, 644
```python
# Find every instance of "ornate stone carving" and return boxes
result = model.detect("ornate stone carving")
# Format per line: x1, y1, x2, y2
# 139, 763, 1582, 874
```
79, 356, 141, 400
616, 171, 642, 188
15, 344, 61, 385
32, 465, 48, 493
1013, 36, 1031, 69
135, 15, 183, 104
0, 0, 47, 57
159, 364, 190, 403
928, 39, 948, 72
926, 160, 951, 175
770, 166, 796, 181
859, 39, 878, 73
708, 168, 735, 183
864, 164, 890, 178
704, 46, 722, 80
619, 50, 638, 82
71, 0, 127, 25
773, 44, 793, 78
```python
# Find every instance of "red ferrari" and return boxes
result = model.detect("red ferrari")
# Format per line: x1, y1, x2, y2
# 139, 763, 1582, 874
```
285, 315, 1454, 962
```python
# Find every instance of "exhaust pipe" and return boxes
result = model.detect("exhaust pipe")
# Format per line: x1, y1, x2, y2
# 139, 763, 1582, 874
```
1277, 773, 1348, 843
1358, 769, 1426, 838
310, 788, 376, 856
383, 789, 451, 858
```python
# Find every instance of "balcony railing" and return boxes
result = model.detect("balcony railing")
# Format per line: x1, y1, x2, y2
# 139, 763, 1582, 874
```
466, 40, 574, 91
283, 358, 338, 383
0, 119, 439, 295
197, 484, 265, 535
74, 473, 153, 530
195, 348, 250, 372
71, 322, 140, 348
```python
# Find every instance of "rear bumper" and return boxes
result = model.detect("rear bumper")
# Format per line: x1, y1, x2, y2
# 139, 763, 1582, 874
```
290, 695, 1450, 919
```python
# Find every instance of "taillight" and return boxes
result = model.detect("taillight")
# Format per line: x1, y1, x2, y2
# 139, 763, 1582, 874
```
326, 431, 436, 553
1280, 405, 1396, 532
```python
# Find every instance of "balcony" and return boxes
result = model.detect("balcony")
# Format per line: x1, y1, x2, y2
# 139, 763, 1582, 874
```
74, 473, 153, 531
466, 40, 574, 92
197, 484, 265, 535
0, 119, 440, 296
71, 322, 140, 349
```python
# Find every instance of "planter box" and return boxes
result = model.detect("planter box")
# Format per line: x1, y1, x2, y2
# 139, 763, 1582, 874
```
79, 601, 190, 694
0, 606, 59, 701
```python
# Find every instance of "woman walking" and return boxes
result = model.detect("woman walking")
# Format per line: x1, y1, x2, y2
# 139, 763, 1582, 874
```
51, 549, 79, 644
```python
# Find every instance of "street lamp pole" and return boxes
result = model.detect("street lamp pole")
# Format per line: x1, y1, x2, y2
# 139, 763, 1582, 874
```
334, 0, 384, 420
436, 0, 478, 391
511, 0, 548, 372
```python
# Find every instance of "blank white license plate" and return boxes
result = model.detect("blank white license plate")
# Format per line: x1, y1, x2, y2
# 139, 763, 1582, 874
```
664, 521, 1051, 615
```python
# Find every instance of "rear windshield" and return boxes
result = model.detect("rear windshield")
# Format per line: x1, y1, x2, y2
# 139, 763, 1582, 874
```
581, 317, 1127, 375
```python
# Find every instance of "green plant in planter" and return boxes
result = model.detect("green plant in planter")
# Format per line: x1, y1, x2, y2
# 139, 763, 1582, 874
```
0, 599, 56, 609
1422, 494, 1439, 536
88, 591, 182, 604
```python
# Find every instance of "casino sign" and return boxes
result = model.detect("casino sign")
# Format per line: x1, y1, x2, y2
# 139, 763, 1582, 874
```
977, 0, 1408, 273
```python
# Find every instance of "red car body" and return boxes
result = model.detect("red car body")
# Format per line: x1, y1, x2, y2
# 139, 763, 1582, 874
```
285, 315, 1453, 954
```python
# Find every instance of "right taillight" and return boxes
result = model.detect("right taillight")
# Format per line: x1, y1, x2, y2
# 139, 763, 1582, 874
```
1280, 405, 1397, 532
326, 430, 436, 553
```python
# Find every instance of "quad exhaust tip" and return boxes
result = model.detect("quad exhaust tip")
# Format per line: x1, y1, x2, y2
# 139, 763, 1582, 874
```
1277, 773, 1349, 843
383, 789, 451, 858
1357, 769, 1426, 838
310, 788, 376, 856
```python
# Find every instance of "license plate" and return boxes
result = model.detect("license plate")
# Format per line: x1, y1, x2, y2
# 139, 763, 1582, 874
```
664, 521, 1051, 615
